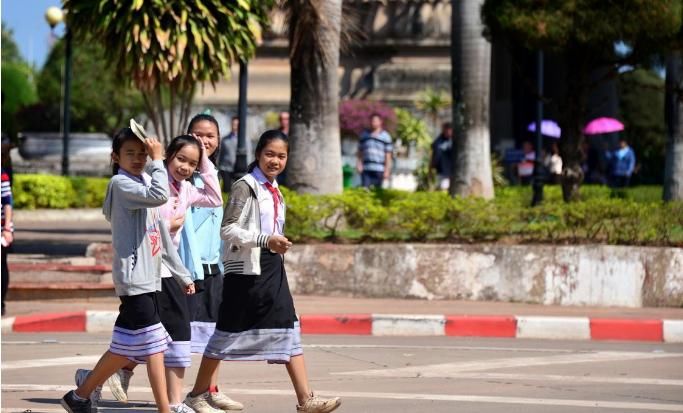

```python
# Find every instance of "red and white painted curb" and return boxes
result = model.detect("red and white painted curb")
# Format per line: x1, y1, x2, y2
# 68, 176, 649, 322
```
2, 312, 682, 343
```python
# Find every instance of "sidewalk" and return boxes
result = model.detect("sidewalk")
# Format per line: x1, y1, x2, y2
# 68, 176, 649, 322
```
3, 295, 683, 343
6, 211, 683, 342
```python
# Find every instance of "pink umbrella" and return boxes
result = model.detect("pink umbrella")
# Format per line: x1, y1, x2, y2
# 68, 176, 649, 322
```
583, 117, 624, 135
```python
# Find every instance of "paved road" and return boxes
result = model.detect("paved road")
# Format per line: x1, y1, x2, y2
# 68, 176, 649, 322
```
2, 333, 683, 413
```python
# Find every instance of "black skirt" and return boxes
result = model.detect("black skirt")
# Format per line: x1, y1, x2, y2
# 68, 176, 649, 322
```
203, 250, 302, 363
188, 266, 224, 353
157, 277, 191, 367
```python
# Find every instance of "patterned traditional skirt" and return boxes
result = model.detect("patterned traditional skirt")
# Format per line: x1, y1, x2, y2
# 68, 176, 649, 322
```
187, 265, 224, 354
204, 250, 302, 363
157, 277, 192, 368
110, 292, 171, 361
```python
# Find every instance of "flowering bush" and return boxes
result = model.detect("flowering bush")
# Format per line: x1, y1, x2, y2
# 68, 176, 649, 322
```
339, 99, 397, 136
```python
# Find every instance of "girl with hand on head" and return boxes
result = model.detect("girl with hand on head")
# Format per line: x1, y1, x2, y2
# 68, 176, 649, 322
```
63, 128, 194, 413
106, 133, 222, 413
185, 130, 341, 413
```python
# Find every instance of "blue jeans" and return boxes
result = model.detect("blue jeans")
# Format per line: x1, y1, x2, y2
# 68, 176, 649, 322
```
361, 171, 384, 188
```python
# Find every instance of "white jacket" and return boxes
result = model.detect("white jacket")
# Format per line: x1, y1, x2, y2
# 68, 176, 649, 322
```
220, 173, 285, 275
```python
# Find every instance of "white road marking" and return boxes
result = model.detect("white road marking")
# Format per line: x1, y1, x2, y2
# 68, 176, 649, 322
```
413, 372, 683, 386
2, 384, 683, 412
336, 351, 683, 377
1, 355, 101, 371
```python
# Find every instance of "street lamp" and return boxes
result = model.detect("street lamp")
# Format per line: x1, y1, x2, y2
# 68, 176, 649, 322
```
45, 6, 72, 177
233, 59, 249, 182
531, 50, 545, 206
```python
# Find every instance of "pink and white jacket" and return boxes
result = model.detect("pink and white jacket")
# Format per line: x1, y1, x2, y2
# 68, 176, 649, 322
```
159, 151, 222, 249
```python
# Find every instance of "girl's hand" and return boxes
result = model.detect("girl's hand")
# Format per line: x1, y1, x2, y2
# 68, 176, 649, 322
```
185, 283, 195, 295
1, 230, 12, 245
170, 213, 185, 233
267, 235, 292, 254
145, 137, 164, 160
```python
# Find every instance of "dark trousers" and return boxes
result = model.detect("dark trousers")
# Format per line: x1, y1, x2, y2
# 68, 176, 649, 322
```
1, 245, 8, 315
361, 170, 384, 188
612, 175, 630, 188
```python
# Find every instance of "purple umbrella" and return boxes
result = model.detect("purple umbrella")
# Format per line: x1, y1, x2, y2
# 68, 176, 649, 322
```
583, 117, 624, 135
527, 120, 561, 138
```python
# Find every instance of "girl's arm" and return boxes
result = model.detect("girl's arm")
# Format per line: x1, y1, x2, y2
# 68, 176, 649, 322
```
187, 152, 222, 208
116, 160, 169, 209
220, 181, 270, 249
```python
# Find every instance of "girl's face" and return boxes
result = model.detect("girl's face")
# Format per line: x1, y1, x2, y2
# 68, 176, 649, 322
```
167, 144, 201, 182
113, 139, 147, 176
257, 139, 288, 182
190, 120, 219, 157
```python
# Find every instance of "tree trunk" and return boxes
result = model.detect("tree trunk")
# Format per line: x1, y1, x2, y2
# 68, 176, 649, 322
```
559, 47, 587, 202
287, 0, 343, 194
664, 52, 683, 201
450, 0, 494, 199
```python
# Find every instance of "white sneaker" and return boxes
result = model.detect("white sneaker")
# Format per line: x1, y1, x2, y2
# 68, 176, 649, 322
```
208, 389, 244, 410
171, 402, 196, 413
74, 369, 102, 409
296, 392, 341, 413
106, 368, 133, 403
184, 391, 226, 413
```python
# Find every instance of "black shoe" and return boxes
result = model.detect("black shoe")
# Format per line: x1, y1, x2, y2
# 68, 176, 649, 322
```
60, 390, 92, 413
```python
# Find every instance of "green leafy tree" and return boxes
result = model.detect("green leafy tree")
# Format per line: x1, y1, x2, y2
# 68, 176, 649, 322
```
482, 0, 682, 202
618, 69, 666, 185
395, 108, 433, 190
1, 23, 37, 139
286, 0, 344, 194
64, 0, 273, 143
24, 37, 144, 134
1, 23, 23, 64
414, 87, 451, 133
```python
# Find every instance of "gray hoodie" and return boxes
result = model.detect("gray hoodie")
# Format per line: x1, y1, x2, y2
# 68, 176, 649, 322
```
103, 160, 192, 296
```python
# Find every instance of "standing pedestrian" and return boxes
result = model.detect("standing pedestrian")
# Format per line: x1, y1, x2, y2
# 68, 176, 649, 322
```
544, 142, 563, 184
277, 111, 290, 185
184, 130, 341, 413
430, 122, 454, 191
1, 165, 13, 316
357, 113, 393, 188
607, 138, 636, 188
517, 141, 535, 185
61, 127, 194, 413
218, 117, 240, 193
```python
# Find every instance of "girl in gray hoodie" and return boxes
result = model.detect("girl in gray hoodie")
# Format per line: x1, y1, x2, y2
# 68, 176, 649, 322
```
61, 128, 193, 413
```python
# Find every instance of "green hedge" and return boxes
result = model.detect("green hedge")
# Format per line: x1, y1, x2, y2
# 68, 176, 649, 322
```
13, 174, 109, 209
12, 174, 680, 246
281, 186, 682, 247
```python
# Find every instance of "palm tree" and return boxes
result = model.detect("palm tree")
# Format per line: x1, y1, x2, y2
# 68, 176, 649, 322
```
664, 52, 683, 201
450, 0, 494, 199
285, 0, 343, 194
415, 87, 452, 133
64, 0, 272, 143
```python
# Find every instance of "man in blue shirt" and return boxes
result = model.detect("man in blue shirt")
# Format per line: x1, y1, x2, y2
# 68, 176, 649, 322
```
356, 113, 393, 188
607, 138, 636, 188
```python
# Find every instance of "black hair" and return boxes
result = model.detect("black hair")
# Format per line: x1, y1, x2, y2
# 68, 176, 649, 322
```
247, 129, 289, 173
165, 135, 204, 175
369, 112, 382, 120
187, 113, 220, 166
442, 121, 453, 129
111, 127, 142, 175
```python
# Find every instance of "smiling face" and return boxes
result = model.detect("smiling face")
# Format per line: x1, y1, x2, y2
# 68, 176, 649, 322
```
167, 144, 201, 182
112, 138, 147, 176
190, 120, 219, 157
257, 139, 288, 182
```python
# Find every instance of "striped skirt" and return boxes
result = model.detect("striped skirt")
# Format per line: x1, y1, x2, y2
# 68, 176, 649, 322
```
204, 250, 302, 363
158, 277, 192, 368
187, 265, 223, 354
110, 292, 171, 360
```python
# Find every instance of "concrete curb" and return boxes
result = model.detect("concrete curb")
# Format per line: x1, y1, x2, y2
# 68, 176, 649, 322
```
3, 312, 683, 343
